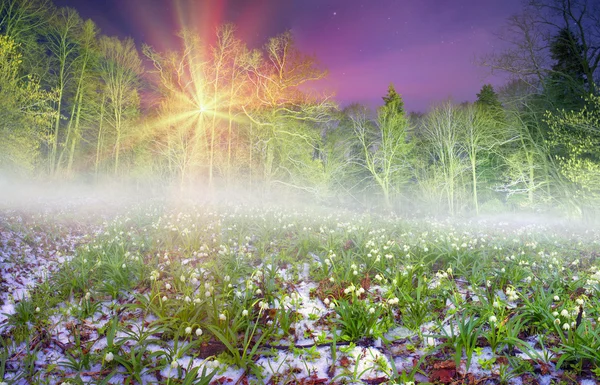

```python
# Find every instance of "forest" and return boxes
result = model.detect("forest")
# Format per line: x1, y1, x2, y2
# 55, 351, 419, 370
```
1, 0, 599, 218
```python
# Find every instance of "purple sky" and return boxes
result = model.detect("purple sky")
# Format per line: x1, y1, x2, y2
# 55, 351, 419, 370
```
54, 0, 524, 112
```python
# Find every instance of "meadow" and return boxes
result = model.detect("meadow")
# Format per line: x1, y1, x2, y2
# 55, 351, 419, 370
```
1, 196, 599, 385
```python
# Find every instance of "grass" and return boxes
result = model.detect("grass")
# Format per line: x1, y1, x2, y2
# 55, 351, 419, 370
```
1, 200, 600, 384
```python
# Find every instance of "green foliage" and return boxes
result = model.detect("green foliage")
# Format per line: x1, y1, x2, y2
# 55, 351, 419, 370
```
547, 95, 600, 218
0, 34, 56, 173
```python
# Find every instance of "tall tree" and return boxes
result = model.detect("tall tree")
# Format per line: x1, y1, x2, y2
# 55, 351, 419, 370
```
460, 103, 508, 214
546, 28, 587, 109
0, 35, 56, 172
57, 19, 99, 176
423, 102, 466, 215
45, 7, 81, 174
143, 30, 210, 186
98, 36, 142, 176
242, 31, 333, 189
352, 84, 412, 209
530, 0, 599, 95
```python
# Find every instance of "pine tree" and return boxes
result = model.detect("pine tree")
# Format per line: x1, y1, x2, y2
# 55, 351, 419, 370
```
546, 28, 587, 110
382, 83, 405, 115
475, 84, 502, 109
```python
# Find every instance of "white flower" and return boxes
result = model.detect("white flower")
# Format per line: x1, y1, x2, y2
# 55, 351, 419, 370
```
171, 359, 179, 369
121, 263, 126, 269
180, 274, 186, 283
552, 311, 559, 317
576, 298, 584, 306
196, 328, 203, 336
219, 313, 226, 321
562, 323, 570, 331
242, 309, 249, 317
165, 283, 172, 290
85, 292, 91, 300
561, 309, 569, 317
323, 298, 330, 305
35, 307, 40, 313
162, 296, 168, 302
369, 307, 375, 314
554, 295, 560, 301
489, 315, 497, 323
105, 352, 114, 362
185, 326, 192, 334
205, 291, 211, 297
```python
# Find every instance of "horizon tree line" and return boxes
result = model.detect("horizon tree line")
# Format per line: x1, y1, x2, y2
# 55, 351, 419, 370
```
1, 0, 599, 218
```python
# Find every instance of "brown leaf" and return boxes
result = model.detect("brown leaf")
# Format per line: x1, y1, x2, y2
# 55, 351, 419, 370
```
430, 368, 456, 384
339, 355, 352, 368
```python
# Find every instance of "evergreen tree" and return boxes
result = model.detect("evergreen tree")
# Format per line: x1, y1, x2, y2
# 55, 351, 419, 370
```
546, 28, 587, 109
475, 84, 502, 109
382, 83, 405, 114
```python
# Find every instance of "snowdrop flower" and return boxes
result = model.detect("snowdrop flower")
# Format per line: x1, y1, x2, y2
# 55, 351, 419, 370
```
554, 295, 560, 301
105, 352, 114, 362
242, 309, 249, 317
219, 313, 227, 321
562, 323, 570, 331
489, 315, 497, 323
561, 309, 569, 317
171, 359, 179, 369
180, 274, 186, 283
35, 307, 40, 313
329, 277, 335, 283
552, 311, 559, 317
165, 283, 171, 290
121, 263, 126, 269
576, 298, 584, 306
357, 287, 365, 295
323, 298, 330, 305
369, 307, 375, 314
162, 296, 168, 302
329, 302, 335, 309
205, 291, 211, 297
185, 326, 192, 335
196, 328, 203, 336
